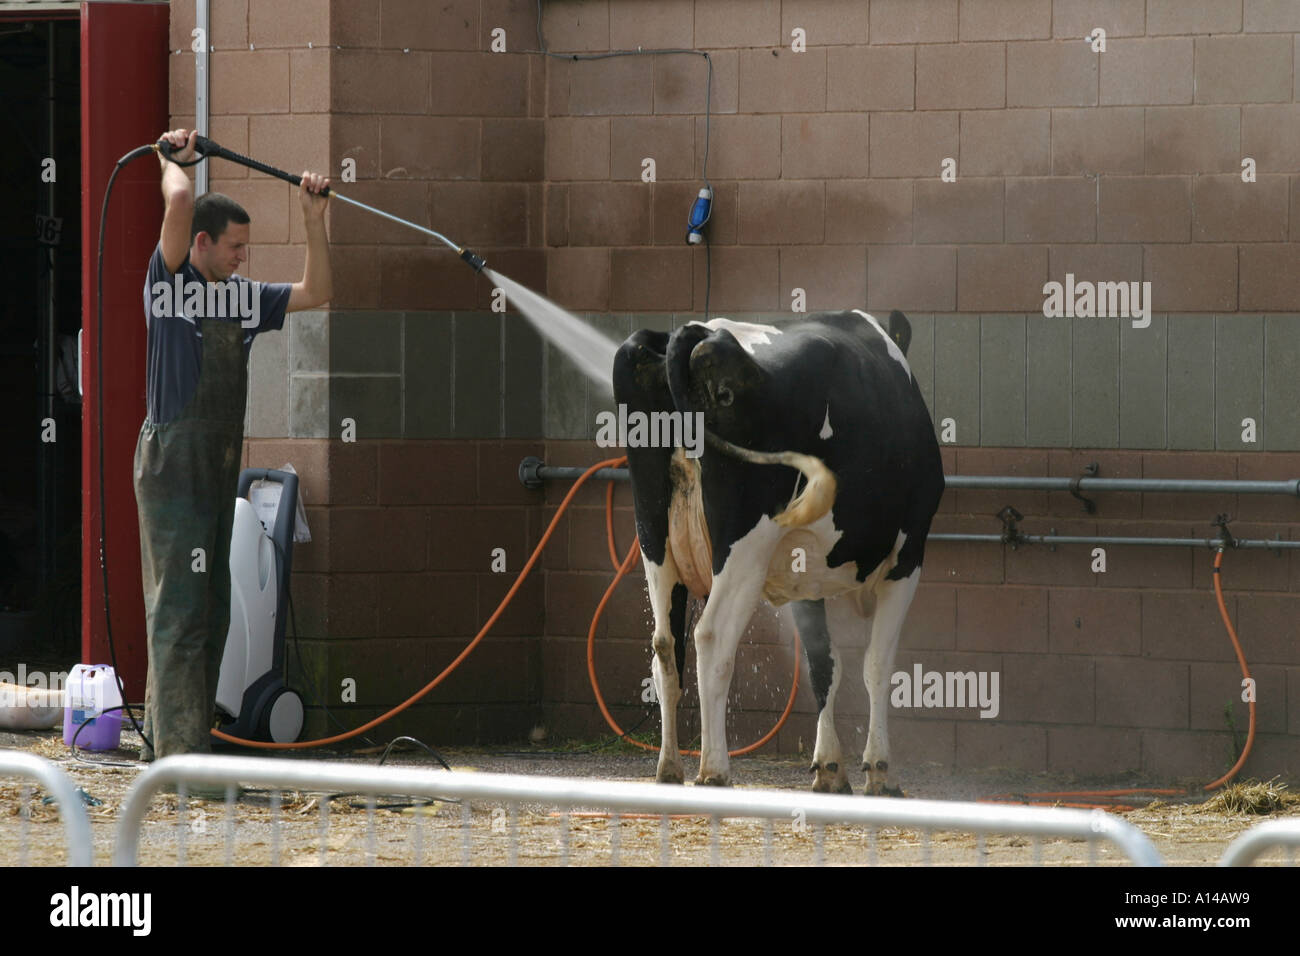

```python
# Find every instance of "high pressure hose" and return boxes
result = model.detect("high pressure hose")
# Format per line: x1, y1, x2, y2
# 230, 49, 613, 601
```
92, 134, 791, 769
207, 455, 801, 756
93, 136, 491, 755
585, 476, 802, 757
1203, 547, 1257, 790
96, 136, 763, 766
95, 143, 171, 753
211, 457, 626, 749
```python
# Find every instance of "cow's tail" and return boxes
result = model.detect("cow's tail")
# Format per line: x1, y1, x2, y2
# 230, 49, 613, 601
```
704, 431, 837, 528
666, 323, 837, 529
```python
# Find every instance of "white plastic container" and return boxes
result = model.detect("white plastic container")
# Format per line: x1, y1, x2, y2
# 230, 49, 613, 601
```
62, 664, 124, 751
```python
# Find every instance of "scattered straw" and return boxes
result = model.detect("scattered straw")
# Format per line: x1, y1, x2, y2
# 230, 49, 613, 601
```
24, 736, 70, 761
1196, 777, 1300, 816
0, 785, 61, 823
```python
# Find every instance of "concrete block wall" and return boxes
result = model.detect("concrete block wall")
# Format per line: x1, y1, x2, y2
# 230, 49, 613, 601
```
160, 1, 1300, 780
539, 0, 1300, 314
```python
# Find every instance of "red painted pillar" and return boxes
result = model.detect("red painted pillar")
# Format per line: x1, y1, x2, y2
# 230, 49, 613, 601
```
80, 1, 170, 697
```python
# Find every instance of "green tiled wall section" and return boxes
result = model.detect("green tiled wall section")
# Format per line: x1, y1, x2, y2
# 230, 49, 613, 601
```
245, 311, 1300, 450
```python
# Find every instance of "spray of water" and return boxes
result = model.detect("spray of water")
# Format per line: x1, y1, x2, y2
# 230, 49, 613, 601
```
484, 268, 620, 396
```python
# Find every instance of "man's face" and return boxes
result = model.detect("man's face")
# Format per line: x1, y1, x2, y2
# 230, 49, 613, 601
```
193, 221, 250, 282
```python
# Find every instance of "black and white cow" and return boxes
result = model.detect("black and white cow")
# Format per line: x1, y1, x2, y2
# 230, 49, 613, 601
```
613, 310, 945, 795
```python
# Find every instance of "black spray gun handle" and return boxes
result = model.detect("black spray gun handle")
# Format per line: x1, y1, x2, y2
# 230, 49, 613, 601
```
157, 134, 334, 196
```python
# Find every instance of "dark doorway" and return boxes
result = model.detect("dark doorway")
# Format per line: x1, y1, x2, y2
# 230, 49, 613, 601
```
0, 17, 81, 659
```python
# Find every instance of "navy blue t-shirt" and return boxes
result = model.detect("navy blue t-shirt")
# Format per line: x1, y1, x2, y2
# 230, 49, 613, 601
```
142, 242, 292, 424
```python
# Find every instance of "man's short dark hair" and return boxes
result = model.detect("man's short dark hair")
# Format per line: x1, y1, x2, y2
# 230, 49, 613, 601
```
191, 192, 250, 243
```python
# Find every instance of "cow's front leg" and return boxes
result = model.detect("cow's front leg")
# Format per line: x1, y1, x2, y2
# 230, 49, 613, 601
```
645, 551, 687, 784
693, 526, 779, 786
862, 568, 920, 797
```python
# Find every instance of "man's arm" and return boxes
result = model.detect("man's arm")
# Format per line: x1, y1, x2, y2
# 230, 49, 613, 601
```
286, 171, 332, 313
157, 129, 197, 274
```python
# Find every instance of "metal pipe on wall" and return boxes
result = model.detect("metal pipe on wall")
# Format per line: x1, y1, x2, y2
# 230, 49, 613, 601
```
194, 0, 208, 197
516, 457, 1300, 551
942, 476, 1300, 496
929, 533, 1300, 551
517, 457, 1300, 498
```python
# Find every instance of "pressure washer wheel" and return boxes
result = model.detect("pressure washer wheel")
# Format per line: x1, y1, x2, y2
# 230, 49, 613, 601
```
252, 680, 304, 744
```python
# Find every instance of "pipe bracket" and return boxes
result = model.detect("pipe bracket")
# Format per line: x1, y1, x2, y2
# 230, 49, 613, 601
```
1214, 513, 1237, 550
1070, 462, 1098, 514
519, 456, 544, 490
997, 506, 1025, 550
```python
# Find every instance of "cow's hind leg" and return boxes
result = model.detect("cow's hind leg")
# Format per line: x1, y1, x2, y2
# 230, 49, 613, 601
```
645, 550, 688, 783
693, 525, 781, 786
614, 329, 687, 784
861, 566, 920, 796
790, 599, 850, 794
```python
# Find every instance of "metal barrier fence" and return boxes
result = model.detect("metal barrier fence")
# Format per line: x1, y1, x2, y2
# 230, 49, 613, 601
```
4, 750, 1292, 866
1218, 819, 1300, 866
114, 754, 1165, 866
0, 751, 93, 866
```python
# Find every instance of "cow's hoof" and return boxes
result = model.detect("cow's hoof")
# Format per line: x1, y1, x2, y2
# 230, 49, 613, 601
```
695, 773, 730, 787
812, 777, 854, 795
810, 760, 851, 794
864, 783, 906, 798
863, 780, 905, 798
863, 760, 900, 796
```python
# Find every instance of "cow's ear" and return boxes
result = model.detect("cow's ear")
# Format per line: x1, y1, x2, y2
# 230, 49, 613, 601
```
888, 310, 912, 357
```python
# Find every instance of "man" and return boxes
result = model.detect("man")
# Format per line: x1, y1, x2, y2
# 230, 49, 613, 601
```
135, 128, 331, 761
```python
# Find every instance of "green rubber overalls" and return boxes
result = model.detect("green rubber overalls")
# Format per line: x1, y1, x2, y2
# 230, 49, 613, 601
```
133, 316, 247, 760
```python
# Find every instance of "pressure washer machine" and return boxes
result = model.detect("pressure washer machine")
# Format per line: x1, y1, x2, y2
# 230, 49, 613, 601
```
214, 468, 304, 744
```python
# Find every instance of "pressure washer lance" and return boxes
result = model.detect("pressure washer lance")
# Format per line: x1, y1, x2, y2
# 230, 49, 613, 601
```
156, 135, 488, 273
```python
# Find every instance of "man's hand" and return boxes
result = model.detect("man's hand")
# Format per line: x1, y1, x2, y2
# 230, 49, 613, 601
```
157, 129, 198, 169
299, 171, 330, 220
158, 130, 197, 273
287, 170, 332, 312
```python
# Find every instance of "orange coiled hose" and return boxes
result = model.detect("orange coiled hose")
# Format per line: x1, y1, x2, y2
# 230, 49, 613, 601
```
211, 456, 626, 749
585, 473, 802, 756
213, 455, 801, 759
